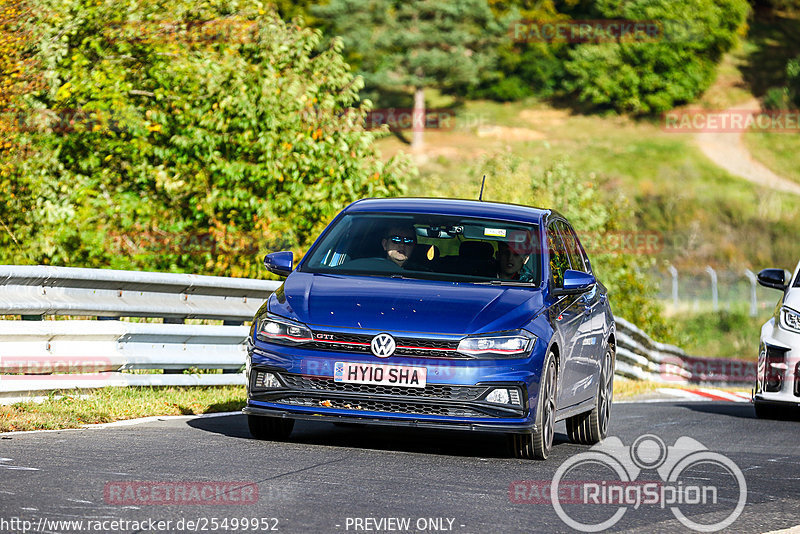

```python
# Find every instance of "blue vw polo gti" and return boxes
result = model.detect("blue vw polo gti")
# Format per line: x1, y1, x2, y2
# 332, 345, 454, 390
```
245, 198, 616, 459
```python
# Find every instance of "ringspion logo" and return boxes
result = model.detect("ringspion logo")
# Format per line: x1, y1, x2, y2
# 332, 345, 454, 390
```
546, 435, 747, 532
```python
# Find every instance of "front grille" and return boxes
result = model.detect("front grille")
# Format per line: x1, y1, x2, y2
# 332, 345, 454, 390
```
251, 370, 524, 419
307, 331, 466, 359
278, 396, 495, 418
279, 374, 486, 401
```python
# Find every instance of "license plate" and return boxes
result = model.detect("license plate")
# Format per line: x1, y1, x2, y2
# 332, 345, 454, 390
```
334, 361, 427, 388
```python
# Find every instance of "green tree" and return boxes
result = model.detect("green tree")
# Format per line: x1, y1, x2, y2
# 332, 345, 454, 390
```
3, 0, 413, 276
562, 0, 749, 114
315, 0, 505, 151
476, 0, 567, 100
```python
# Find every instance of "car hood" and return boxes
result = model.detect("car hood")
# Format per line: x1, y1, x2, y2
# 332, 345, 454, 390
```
267, 272, 544, 336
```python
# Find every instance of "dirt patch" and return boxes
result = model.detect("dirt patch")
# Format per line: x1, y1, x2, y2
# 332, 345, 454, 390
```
519, 108, 569, 127
476, 125, 545, 142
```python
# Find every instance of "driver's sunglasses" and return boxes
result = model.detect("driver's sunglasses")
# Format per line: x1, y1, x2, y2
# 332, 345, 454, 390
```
388, 235, 415, 245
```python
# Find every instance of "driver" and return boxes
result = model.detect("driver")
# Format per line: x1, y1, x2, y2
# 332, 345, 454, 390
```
381, 226, 417, 268
497, 240, 526, 280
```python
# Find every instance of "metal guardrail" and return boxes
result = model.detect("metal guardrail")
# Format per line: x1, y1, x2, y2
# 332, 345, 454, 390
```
614, 317, 755, 386
0, 266, 280, 402
0, 321, 251, 372
0, 265, 280, 321
0, 265, 755, 403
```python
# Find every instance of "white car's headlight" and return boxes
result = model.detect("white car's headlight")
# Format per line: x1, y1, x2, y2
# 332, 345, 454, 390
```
257, 314, 313, 345
457, 331, 535, 358
780, 306, 800, 334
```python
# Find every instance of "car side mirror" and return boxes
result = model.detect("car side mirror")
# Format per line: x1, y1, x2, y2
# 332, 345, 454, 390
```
554, 269, 596, 295
757, 268, 788, 291
264, 251, 293, 277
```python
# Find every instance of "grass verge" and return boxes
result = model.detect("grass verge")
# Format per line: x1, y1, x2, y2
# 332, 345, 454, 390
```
0, 386, 246, 432
742, 130, 800, 186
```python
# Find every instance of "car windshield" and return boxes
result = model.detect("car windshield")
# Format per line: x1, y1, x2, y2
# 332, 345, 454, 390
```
300, 212, 542, 284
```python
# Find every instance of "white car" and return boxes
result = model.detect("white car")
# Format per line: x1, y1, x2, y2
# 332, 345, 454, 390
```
754, 260, 800, 417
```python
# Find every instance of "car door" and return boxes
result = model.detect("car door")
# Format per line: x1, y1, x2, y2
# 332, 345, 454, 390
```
546, 221, 587, 409
559, 221, 603, 404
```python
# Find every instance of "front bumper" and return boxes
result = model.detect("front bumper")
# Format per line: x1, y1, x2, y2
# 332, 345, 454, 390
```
242, 405, 537, 434
755, 318, 800, 406
246, 340, 544, 433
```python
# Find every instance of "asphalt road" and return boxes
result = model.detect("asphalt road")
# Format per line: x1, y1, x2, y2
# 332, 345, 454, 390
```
1, 401, 798, 534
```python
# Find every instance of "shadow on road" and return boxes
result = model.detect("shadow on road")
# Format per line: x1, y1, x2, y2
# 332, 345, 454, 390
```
676, 401, 800, 422
187, 414, 574, 459
674, 402, 757, 419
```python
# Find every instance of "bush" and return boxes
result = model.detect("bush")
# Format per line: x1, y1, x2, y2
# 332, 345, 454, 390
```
473, 45, 566, 101
478, 76, 534, 102
472, 152, 672, 340
562, 0, 749, 115
3, 0, 412, 276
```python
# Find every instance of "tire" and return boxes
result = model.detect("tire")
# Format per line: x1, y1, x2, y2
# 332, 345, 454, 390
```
567, 347, 614, 445
247, 415, 294, 440
511, 352, 557, 460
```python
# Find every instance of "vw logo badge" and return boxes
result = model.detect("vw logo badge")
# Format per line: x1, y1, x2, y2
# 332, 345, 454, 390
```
371, 333, 396, 358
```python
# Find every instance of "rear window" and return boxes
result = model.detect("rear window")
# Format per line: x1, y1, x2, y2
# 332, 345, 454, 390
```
299, 212, 542, 284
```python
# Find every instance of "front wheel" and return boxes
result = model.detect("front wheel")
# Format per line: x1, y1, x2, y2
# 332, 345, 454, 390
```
248, 415, 294, 441
511, 352, 557, 460
567, 347, 614, 445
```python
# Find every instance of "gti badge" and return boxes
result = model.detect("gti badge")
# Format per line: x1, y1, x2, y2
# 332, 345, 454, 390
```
371, 333, 396, 358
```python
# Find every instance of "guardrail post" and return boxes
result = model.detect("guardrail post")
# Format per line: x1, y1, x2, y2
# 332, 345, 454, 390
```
744, 269, 757, 317
705, 266, 718, 312
667, 264, 678, 309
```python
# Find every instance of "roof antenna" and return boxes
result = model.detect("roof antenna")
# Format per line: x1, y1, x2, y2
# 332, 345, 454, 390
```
478, 175, 486, 201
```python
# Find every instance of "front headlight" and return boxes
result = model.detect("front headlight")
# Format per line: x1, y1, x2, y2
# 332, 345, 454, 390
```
256, 314, 313, 345
780, 306, 800, 333
457, 331, 535, 358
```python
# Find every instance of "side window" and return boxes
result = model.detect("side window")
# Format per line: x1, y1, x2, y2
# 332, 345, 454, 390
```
558, 221, 591, 274
547, 223, 569, 288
